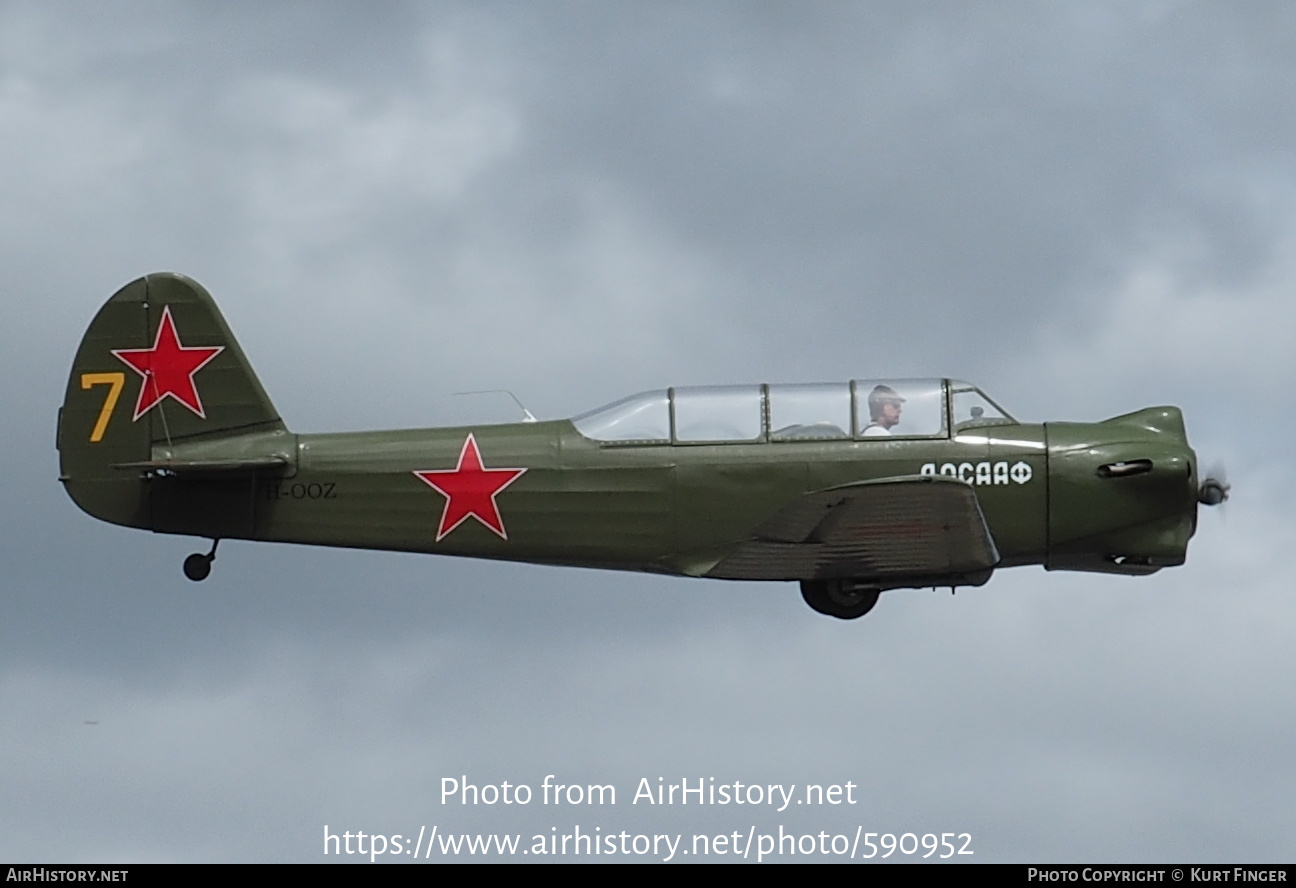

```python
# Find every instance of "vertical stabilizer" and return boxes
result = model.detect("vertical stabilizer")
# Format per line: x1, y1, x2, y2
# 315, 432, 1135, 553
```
58, 273, 286, 529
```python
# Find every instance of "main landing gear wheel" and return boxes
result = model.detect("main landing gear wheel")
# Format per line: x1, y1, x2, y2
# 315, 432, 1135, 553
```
183, 540, 219, 582
800, 579, 880, 619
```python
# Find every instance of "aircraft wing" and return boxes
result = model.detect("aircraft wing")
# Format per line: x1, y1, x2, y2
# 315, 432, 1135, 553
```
704, 475, 1000, 583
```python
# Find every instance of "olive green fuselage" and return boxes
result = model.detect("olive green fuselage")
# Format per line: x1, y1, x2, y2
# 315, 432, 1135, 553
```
132, 412, 1195, 581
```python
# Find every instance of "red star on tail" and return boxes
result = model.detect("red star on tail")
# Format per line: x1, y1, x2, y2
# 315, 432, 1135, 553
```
111, 306, 224, 420
414, 434, 528, 541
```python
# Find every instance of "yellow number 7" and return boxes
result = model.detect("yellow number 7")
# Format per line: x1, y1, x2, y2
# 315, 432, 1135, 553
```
80, 372, 125, 443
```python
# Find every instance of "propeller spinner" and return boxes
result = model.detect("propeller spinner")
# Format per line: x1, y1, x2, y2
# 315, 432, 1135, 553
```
1198, 461, 1230, 506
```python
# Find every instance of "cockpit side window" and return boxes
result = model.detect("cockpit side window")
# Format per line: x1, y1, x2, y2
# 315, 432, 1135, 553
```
853, 378, 945, 438
672, 386, 763, 443
768, 384, 851, 441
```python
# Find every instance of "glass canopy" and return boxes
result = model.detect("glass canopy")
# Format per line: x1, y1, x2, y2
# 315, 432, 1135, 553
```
572, 379, 1014, 444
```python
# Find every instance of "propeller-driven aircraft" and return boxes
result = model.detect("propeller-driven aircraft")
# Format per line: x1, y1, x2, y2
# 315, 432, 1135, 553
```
58, 273, 1227, 618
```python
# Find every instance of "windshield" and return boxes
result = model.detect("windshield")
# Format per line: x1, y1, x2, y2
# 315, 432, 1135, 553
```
949, 380, 1016, 430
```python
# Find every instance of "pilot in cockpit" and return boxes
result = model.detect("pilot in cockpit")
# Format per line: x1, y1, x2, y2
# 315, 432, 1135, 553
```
862, 385, 904, 436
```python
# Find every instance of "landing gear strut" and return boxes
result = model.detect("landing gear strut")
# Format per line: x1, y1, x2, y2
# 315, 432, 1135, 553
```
183, 539, 219, 582
800, 579, 880, 619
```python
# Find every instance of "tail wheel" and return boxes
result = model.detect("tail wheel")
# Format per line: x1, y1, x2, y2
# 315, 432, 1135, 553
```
182, 553, 211, 582
182, 539, 219, 582
800, 579, 880, 619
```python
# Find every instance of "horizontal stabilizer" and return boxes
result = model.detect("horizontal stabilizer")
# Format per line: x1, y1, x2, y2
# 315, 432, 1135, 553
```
112, 456, 289, 474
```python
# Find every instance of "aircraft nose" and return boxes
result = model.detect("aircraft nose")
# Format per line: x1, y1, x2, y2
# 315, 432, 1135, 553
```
1045, 419, 1200, 574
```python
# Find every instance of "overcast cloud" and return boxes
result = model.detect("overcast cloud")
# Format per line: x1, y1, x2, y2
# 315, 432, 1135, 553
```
2, 1, 1294, 862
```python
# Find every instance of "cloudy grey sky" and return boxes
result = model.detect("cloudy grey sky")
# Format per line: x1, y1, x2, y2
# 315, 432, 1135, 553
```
3, 0, 1294, 862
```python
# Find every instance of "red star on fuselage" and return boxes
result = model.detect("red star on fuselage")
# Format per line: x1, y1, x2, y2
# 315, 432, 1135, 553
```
414, 434, 528, 541
111, 305, 224, 420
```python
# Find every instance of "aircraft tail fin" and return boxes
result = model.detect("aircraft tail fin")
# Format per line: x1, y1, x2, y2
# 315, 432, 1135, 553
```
58, 273, 290, 531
